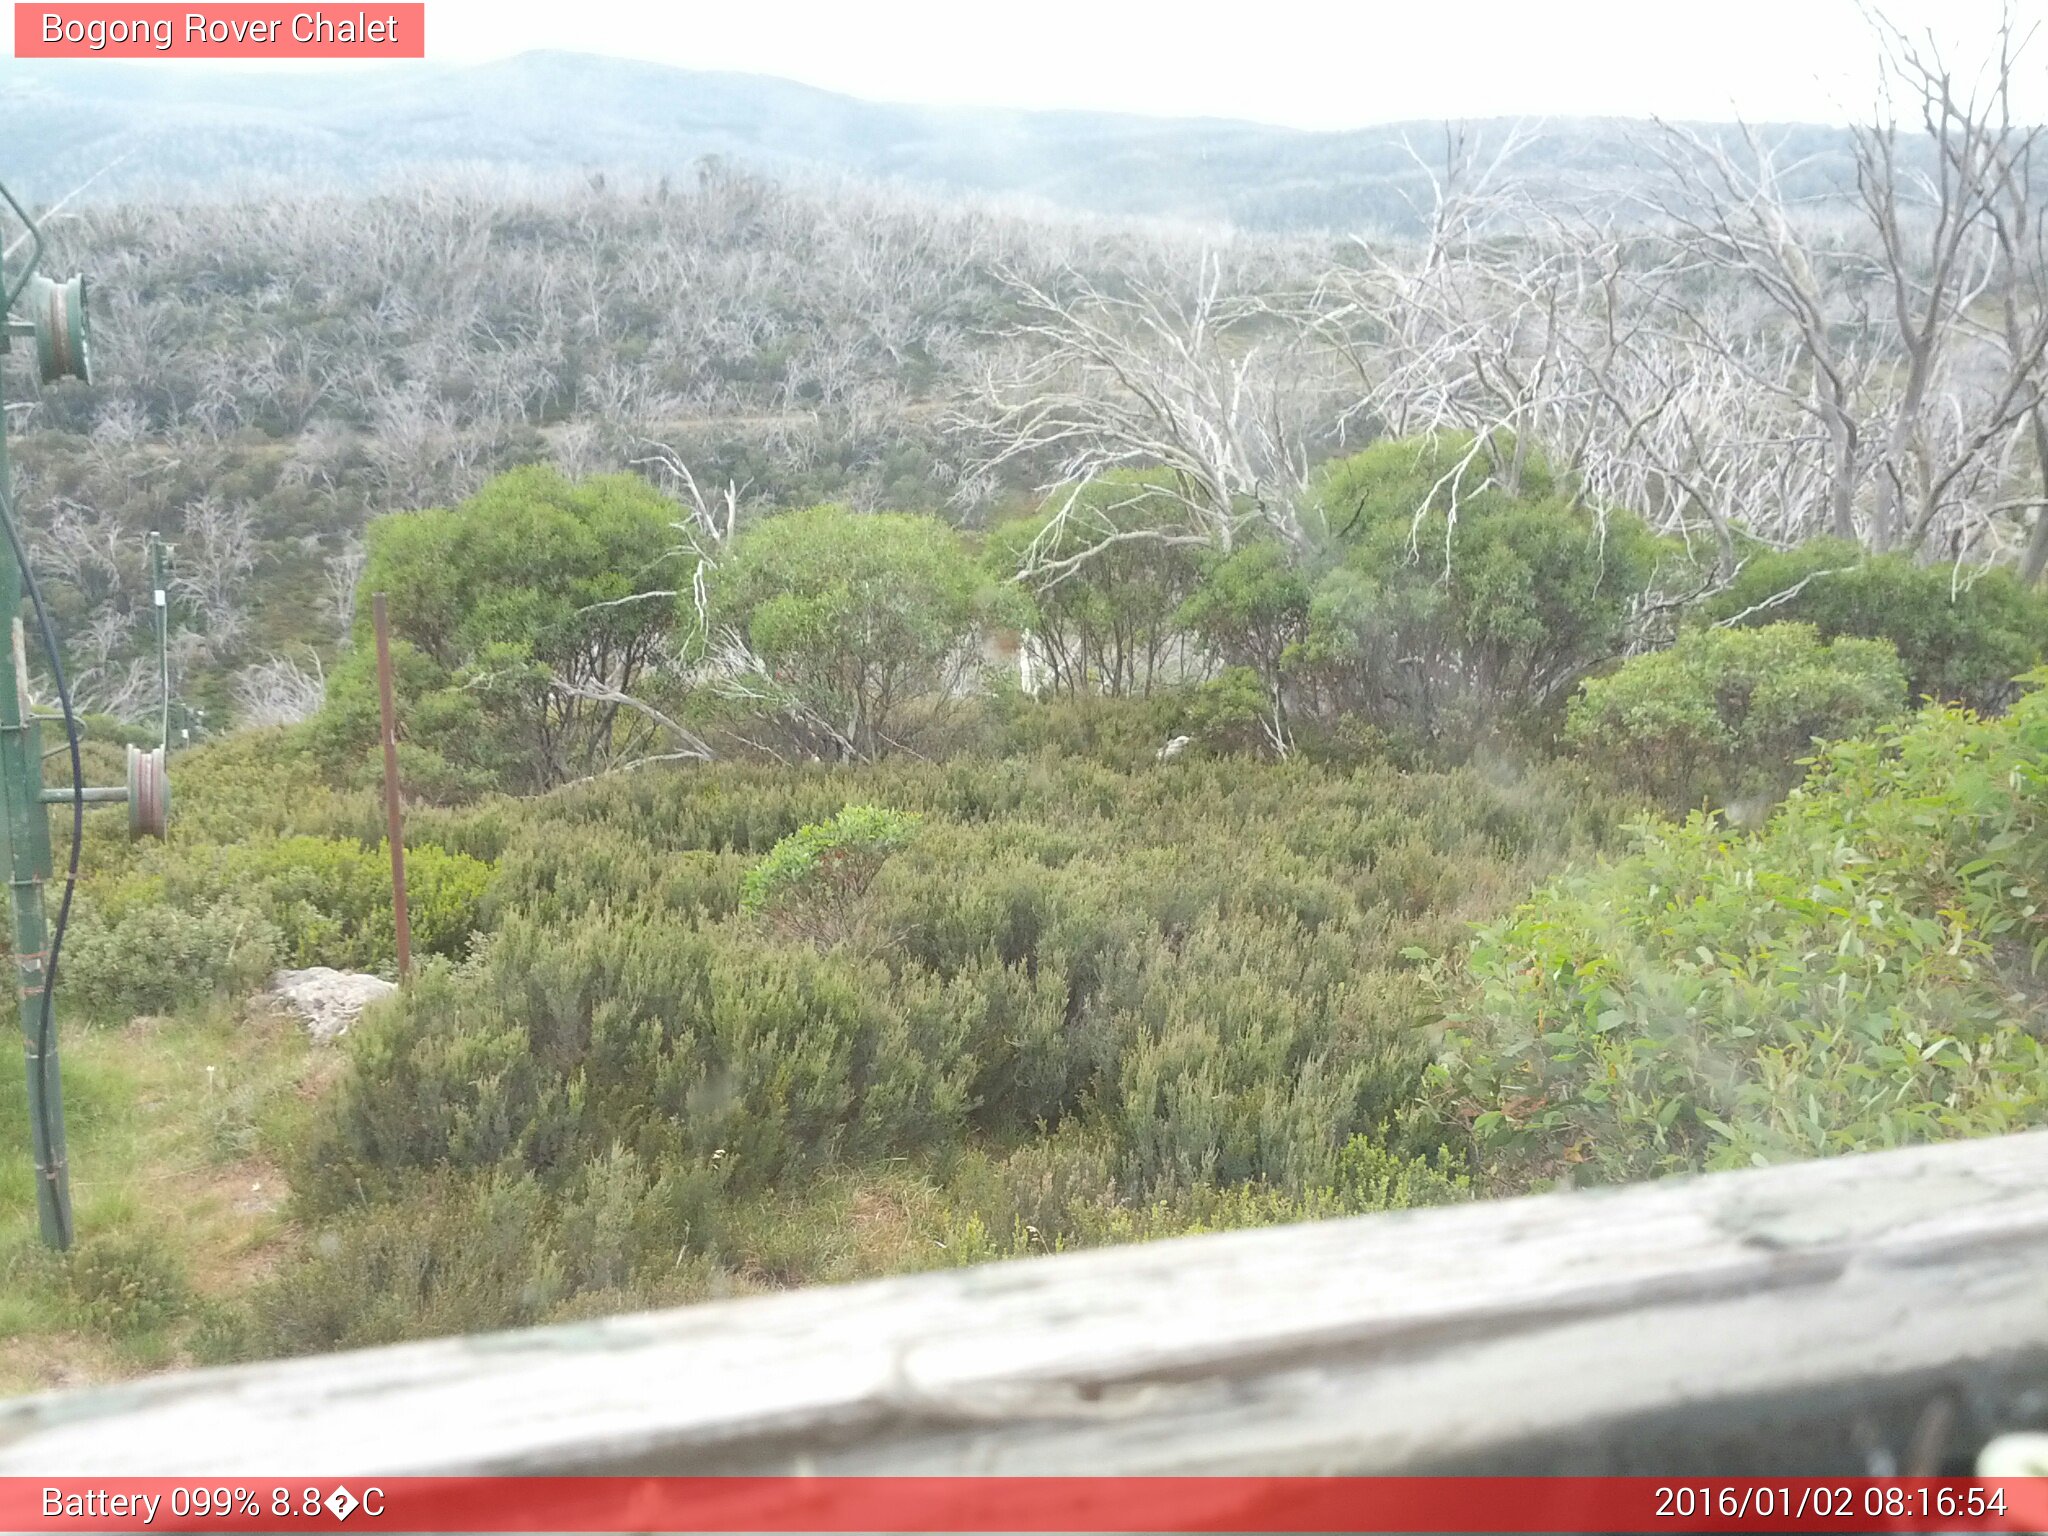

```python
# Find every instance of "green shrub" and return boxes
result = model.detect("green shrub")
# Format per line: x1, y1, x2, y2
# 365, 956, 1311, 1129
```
740, 805, 921, 947
68, 1232, 190, 1336
1701, 538, 2048, 712
987, 472, 1205, 697
984, 685, 1319, 769
1300, 435, 1674, 744
62, 899, 281, 1020
295, 751, 1619, 1232
238, 1147, 741, 1357
312, 467, 690, 796
97, 834, 493, 975
1175, 542, 1310, 748
240, 837, 493, 970
80, 714, 165, 750
1564, 624, 1909, 813
740, 806, 922, 909
305, 640, 502, 804
1436, 681, 2048, 1189
153, 729, 378, 847
1178, 667, 1274, 756
984, 693, 1184, 769
242, 1173, 567, 1355
706, 504, 1014, 759
936, 1130, 1470, 1260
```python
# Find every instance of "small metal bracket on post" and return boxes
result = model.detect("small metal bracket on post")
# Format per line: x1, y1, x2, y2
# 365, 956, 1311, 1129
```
148, 532, 170, 752
29, 747, 166, 839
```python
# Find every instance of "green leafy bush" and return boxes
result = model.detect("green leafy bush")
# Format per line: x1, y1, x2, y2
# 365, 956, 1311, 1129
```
1564, 624, 1908, 813
306, 639, 501, 804
147, 729, 379, 848
1177, 667, 1275, 757
935, 1126, 1470, 1263
240, 1173, 567, 1355
1175, 542, 1309, 749
1299, 435, 1673, 744
707, 504, 1014, 759
1701, 538, 2048, 712
62, 899, 281, 1020
983, 693, 1185, 769
987, 473, 1205, 697
294, 751, 1619, 1243
310, 467, 689, 795
96, 835, 493, 976
236, 1151, 724, 1355
68, 1232, 190, 1336
740, 805, 922, 946
1436, 681, 2048, 1189
233, 837, 493, 970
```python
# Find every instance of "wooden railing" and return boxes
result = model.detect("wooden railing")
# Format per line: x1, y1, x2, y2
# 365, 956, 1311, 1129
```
6, 1131, 2048, 1477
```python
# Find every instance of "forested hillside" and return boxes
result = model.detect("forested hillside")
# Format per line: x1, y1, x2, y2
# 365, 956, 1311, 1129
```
4, 17, 2048, 1394
5, 52, 1870, 231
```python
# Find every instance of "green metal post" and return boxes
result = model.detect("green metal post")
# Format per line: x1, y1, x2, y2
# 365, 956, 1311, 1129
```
149, 532, 168, 751
0, 350, 70, 1250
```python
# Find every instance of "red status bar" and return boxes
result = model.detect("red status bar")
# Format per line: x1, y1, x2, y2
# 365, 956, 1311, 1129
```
5, 1477, 2046, 1533
14, 5, 425, 58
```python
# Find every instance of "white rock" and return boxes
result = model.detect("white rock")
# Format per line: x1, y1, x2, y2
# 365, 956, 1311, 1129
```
268, 967, 398, 1043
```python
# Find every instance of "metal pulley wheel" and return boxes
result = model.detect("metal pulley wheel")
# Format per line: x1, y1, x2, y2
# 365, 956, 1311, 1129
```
28, 272, 91, 386
126, 744, 169, 840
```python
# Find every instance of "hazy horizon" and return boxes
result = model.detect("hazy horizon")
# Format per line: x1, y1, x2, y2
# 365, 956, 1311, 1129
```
7, 0, 2045, 132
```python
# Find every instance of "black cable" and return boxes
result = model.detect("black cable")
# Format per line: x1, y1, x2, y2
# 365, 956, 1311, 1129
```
0, 488, 80, 1251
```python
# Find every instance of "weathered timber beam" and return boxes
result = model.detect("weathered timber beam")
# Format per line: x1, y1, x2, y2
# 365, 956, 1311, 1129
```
6, 1131, 2048, 1475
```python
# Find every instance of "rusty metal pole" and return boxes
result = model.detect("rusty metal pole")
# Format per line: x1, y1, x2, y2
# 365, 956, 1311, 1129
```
371, 592, 412, 981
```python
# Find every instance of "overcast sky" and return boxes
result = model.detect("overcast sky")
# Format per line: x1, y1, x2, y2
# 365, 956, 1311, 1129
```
404, 0, 2044, 129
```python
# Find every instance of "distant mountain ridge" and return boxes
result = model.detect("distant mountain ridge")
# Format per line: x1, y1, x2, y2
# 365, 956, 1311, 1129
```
0, 49, 1866, 231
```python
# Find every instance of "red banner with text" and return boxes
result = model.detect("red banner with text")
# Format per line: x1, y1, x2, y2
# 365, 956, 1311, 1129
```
6, 1477, 2048, 1533
14, 4, 424, 58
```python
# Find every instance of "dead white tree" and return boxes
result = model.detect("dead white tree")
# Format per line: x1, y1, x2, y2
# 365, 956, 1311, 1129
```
321, 537, 367, 641
1640, 122, 1883, 546
68, 609, 158, 722
33, 497, 133, 608
171, 495, 257, 652
231, 651, 326, 728
1855, 6, 2048, 557
1627, 7, 2048, 564
961, 254, 1342, 579
1305, 126, 1737, 571
1548, 244, 1838, 574
2002, 124, 2048, 579
1317, 124, 1558, 488
631, 439, 743, 640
